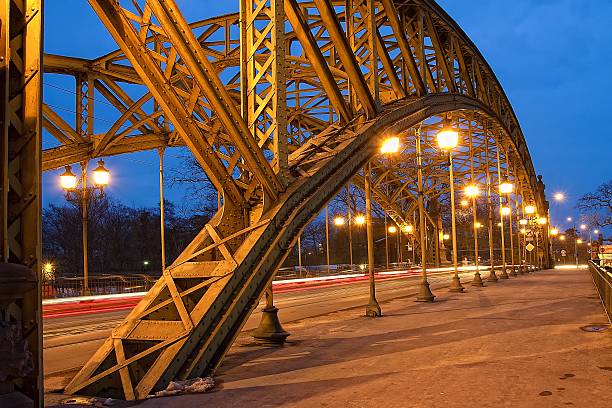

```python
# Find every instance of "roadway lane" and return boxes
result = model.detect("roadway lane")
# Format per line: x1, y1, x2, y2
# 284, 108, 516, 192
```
43, 268, 489, 376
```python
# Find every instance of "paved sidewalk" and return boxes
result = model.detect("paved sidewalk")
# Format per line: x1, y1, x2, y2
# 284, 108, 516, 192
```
50, 268, 612, 407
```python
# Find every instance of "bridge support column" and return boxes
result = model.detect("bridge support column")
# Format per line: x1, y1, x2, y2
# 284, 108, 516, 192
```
0, 1, 43, 405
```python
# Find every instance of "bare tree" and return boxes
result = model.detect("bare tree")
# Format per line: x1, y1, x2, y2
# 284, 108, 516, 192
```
577, 181, 612, 229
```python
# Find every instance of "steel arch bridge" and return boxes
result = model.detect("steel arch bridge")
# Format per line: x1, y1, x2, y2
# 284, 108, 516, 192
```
1, 0, 552, 402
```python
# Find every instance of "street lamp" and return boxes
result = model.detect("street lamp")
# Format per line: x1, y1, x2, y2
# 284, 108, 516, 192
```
464, 183, 482, 286
60, 166, 78, 190
559, 235, 566, 241
354, 215, 366, 226
554, 192, 565, 202
60, 160, 111, 296
580, 224, 587, 231
464, 184, 479, 198
402, 225, 414, 234
436, 119, 463, 293
92, 160, 110, 187
501, 207, 511, 216
525, 205, 536, 215
333, 216, 345, 226
499, 181, 514, 195
380, 136, 400, 154
388, 225, 397, 234
550, 228, 559, 236
443, 234, 450, 240
460, 199, 469, 207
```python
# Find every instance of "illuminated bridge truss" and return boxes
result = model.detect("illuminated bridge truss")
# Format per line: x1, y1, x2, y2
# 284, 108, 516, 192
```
2, 0, 551, 401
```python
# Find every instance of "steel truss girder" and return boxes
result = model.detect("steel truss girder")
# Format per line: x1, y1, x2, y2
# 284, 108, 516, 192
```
66, 93, 524, 400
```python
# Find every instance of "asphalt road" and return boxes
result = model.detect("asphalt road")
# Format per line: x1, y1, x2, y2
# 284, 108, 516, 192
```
43, 269, 483, 376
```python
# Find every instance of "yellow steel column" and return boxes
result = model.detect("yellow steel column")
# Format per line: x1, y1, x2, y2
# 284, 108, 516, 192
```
0, 0, 43, 405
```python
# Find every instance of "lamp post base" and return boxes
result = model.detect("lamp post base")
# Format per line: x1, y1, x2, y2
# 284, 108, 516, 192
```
365, 297, 382, 317
448, 275, 465, 292
487, 268, 498, 282
471, 272, 485, 287
416, 281, 436, 302
509, 266, 518, 277
253, 306, 290, 345
499, 267, 509, 279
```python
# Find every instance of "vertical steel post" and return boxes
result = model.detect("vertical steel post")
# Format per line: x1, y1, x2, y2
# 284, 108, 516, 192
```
347, 183, 354, 269
325, 205, 330, 273
365, 163, 381, 316
416, 128, 435, 301
484, 128, 498, 282
297, 235, 302, 277
515, 191, 524, 274
506, 159, 517, 276
80, 161, 90, 295
468, 119, 484, 286
384, 215, 389, 269
0, 0, 43, 404
448, 151, 464, 292
158, 147, 166, 271
496, 148, 509, 279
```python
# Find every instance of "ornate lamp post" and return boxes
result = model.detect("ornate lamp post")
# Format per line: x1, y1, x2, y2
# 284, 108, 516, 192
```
464, 184, 484, 286
436, 119, 464, 293
59, 160, 110, 295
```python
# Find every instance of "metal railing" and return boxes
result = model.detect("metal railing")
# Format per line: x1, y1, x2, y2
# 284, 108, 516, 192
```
588, 261, 612, 323
42, 274, 157, 299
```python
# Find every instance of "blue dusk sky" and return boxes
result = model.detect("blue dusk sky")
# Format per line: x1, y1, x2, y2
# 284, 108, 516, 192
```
42, 1, 612, 229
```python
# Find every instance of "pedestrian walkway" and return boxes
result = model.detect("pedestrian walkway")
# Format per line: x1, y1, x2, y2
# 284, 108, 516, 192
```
50, 268, 611, 407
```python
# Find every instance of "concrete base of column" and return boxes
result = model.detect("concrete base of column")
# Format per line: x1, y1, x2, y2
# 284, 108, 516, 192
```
499, 267, 509, 279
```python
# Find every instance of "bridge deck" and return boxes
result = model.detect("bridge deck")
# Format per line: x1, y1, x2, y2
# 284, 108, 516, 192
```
53, 269, 612, 407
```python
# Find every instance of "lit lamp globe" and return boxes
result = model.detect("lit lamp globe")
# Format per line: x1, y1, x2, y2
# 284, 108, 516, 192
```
443, 234, 450, 240
550, 228, 559, 236
559, 235, 566, 241
60, 166, 78, 190
388, 225, 397, 234
333, 216, 345, 226
354, 215, 366, 226
501, 207, 511, 216
464, 184, 479, 198
403, 225, 414, 234
538, 217, 547, 225
380, 136, 400, 154
436, 126, 459, 150
499, 182, 513, 195
519, 219, 528, 226
92, 160, 110, 188
524, 205, 536, 215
